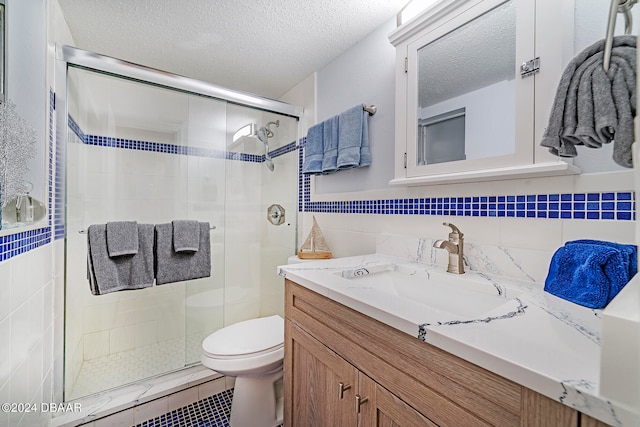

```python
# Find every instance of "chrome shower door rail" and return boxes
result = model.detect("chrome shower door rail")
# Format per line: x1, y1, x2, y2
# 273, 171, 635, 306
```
56, 44, 303, 118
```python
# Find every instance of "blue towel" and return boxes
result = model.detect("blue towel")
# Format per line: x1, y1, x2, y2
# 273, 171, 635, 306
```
302, 123, 324, 175
337, 105, 370, 169
321, 116, 339, 173
566, 239, 637, 297
544, 241, 637, 308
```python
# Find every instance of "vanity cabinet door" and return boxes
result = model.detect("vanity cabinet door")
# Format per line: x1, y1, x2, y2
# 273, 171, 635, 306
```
358, 373, 438, 427
285, 320, 358, 427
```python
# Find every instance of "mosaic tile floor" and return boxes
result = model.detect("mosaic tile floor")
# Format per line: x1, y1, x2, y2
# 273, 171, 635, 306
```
135, 389, 284, 427
136, 389, 234, 427
68, 334, 209, 400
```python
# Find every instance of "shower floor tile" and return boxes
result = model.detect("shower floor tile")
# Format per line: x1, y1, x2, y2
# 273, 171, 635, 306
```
68, 336, 204, 400
135, 389, 284, 427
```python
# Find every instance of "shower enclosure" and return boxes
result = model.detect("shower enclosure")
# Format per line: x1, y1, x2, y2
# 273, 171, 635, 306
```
59, 47, 300, 400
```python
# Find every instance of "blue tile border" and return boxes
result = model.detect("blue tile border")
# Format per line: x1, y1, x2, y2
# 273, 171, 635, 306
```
69, 115, 297, 164
298, 138, 636, 220
0, 228, 51, 262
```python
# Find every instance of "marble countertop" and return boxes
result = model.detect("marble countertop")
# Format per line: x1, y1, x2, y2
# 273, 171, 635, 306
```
278, 254, 638, 427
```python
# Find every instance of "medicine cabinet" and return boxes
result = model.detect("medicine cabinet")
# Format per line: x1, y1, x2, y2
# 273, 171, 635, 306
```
389, 0, 581, 185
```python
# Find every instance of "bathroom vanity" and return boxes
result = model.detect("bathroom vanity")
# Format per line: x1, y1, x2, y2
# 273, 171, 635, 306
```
279, 255, 634, 426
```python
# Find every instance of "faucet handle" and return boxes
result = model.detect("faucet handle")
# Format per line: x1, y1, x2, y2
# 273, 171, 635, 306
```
443, 222, 463, 238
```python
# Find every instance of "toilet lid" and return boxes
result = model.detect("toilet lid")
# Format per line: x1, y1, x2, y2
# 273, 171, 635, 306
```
202, 315, 284, 357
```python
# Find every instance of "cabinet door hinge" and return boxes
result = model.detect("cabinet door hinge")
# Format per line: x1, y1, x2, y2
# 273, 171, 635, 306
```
403, 152, 407, 168
520, 57, 540, 78
404, 57, 408, 73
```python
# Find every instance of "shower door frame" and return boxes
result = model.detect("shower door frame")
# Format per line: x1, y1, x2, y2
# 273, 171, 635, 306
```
54, 44, 302, 402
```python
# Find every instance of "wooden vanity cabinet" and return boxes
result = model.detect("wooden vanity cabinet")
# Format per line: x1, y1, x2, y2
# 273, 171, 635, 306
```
284, 279, 592, 426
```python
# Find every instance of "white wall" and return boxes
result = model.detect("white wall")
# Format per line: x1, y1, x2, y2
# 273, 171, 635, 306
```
290, 10, 636, 281
314, 18, 397, 193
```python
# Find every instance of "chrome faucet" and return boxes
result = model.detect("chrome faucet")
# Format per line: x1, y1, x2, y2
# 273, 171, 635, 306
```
433, 222, 465, 274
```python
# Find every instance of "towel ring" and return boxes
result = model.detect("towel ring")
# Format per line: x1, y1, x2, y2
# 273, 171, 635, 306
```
603, 0, 637, 72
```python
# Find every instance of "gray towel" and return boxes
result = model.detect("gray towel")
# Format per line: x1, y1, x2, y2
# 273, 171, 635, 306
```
173, 220, 200, 252
106, 221, 139, 257
541, 36, 636, 168
155, 221, 211, 285
337, 105, 371, 169
302, 123, 324, 174
87, 223, 154, 295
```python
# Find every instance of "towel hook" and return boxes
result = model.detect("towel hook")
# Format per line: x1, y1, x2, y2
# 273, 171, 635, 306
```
603, 0, 637, 72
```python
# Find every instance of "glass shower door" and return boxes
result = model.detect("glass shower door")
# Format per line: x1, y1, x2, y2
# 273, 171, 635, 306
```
64, 66, 226, 399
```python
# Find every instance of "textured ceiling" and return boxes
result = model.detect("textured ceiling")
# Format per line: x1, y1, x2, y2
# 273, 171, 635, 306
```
58, 0, 407, 100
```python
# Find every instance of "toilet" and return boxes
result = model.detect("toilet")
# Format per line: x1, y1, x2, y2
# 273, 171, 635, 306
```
201, 315, 284, 427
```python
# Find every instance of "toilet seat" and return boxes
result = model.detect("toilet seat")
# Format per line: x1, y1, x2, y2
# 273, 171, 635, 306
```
202, 315, 284, 358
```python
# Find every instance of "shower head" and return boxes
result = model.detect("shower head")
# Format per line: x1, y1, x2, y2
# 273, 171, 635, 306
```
231, 120, 279, 171
265, 157, 275, 171
258, 120, 279, 172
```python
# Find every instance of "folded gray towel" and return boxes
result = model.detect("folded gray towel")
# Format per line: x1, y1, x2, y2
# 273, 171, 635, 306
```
541, 36, 636, 168
87, 223, 154, 295
173, 220, 200, 252
155, 221, 211, 285
106, 221, 139, 257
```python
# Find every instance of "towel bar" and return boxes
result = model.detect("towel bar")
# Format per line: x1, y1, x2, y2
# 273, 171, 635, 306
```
78, 225, 216, 234
363, 104, 377, 116
604, 0, 637, 71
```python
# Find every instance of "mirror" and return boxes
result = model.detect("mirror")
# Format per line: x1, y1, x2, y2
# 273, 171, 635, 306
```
416, 0, 516, 166
0, 1, 48, 232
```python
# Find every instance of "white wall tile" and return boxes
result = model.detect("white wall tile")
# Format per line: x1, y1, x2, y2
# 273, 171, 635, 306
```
10, 253, 32, 311
94, 409, 134, 427
198, 377, 228, 400
109, 325, 135, 354
10, 302, 30, 372
83, 331, 109, 360
167, 387, 199, 412
134, 321, 158, 348
0, 260, 10, 321
133, 397, 168, 424
0, 316, 11, 387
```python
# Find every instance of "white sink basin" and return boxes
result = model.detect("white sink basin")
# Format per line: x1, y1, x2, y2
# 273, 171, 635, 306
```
334, 264, 519, 318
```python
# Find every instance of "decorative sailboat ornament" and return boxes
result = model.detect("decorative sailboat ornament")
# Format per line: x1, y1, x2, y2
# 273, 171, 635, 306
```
298, 216, 332, 259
